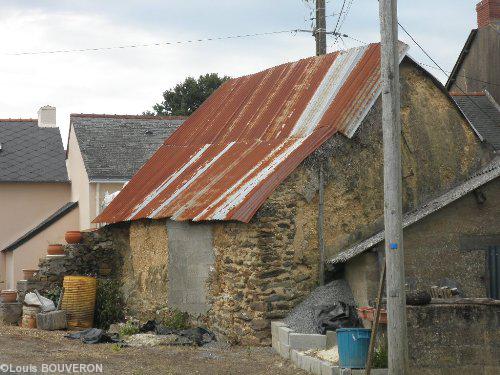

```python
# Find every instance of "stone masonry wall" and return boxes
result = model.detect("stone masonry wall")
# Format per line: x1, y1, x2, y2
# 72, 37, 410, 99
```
407, 303, 500, 374
209, 165, 320, 345
37, 224, 129, 288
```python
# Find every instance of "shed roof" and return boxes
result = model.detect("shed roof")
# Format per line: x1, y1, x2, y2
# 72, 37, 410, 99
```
95, 43, 410, 224
328, 155, 500, 264
2, 201, 78, 252
71, 114, 185, 181
451, 92, 500, 150
0, 120, 68, 182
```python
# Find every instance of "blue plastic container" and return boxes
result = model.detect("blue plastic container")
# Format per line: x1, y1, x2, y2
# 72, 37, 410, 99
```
337, 328, 371, 369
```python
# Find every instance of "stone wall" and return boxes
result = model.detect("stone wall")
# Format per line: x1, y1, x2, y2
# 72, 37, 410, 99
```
407, 302, 500, 374
37, 224, 128, 287
209, 165, 321, 345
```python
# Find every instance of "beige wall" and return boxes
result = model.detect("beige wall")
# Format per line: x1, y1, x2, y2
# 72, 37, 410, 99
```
67, 124, 91, 230
67, 123, 125, 229
3, 207, 79, 289
0, 182, 71, 252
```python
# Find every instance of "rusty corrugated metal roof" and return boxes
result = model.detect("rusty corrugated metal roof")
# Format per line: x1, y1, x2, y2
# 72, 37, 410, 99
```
95, 43, 409, 224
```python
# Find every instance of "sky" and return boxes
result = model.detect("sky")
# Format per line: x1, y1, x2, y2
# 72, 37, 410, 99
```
0, 1, 478, 146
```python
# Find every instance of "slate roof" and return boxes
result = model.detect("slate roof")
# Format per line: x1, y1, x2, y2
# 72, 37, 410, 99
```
2, 201, 78, 252
451, 92, 500, 150
70, 114, 186, 181
0, 120, 68, 182
328, 156, 500, 264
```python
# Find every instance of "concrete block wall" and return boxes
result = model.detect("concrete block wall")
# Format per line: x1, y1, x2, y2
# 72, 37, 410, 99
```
271, 321, 388, 375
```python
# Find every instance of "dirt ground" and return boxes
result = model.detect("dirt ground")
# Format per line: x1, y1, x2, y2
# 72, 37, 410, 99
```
0, 326, 306, 375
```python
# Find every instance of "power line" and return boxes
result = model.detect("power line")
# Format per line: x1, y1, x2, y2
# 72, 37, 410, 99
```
332, 0, 346, 36
397, 21, 498, 125
4, 30, 296, 56
414, 61, 500, 87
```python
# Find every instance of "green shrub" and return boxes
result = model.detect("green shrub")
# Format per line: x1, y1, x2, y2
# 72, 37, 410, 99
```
372, 343, 388, 368
161, 309, 190, 330
44, 285, 62, 306
94, 278, 124, 329
119, 321, 140, 337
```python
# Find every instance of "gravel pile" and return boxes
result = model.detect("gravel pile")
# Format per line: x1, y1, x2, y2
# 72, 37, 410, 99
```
284, 279, 355, 334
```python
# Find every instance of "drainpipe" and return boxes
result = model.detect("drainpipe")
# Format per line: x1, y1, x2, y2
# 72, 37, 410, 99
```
318, 164, 325, 285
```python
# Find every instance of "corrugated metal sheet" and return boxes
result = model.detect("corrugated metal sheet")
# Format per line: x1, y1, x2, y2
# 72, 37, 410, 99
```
95, 43, 409, 224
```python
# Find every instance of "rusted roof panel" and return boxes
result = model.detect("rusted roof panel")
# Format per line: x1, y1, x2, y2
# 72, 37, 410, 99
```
95, 43, 409, 224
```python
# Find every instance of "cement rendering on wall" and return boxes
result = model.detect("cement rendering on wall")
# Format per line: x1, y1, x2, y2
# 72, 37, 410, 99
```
126, 220, 168, 317
166, 220, 214, 315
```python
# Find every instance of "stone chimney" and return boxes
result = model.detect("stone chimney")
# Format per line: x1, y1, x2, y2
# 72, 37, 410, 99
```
37, 105, 57, 128
476, 0, 500, 28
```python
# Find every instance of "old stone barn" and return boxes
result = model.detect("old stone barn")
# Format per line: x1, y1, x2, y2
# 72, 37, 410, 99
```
95, 43, 494, 345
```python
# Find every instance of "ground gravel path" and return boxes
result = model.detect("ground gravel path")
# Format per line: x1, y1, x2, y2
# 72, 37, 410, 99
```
0, 325, 306, 375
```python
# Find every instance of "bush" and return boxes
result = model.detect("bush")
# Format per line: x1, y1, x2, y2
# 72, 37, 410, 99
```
44, 285, 62, 306
119, 321, 140, 337
161, 309, 190, 330
94, 279, 124, 329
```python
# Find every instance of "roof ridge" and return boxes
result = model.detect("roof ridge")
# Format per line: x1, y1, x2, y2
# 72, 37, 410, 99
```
0, 119, 37, 122
71, 113, 187, 120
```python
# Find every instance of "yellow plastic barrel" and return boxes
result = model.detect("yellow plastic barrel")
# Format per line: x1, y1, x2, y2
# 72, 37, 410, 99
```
61, 276, 97, 329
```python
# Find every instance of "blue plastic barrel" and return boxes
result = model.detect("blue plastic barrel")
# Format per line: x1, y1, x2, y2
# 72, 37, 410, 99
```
337, 328, 371, 368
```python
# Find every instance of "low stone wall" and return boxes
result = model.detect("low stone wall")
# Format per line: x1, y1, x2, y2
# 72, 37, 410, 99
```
407, 301, 500, 374
37, 224, 128, 285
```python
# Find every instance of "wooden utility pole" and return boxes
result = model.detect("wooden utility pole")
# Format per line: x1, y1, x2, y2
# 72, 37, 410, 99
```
378, 0, 408, 374
315, 0, 327, 55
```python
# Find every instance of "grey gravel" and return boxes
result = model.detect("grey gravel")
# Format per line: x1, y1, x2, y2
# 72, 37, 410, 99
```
284, 279, 355, 334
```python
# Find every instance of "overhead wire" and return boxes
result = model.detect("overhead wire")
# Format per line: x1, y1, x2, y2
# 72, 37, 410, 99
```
397, 21, 498, 124
4, 30, 296, 56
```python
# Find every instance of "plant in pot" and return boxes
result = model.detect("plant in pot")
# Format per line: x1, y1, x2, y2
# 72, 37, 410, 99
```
47, 243, 65, 256
65, 230, 82, 244
0, 290, 18, 303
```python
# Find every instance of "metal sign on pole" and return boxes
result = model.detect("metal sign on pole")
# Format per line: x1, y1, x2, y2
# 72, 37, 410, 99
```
378, 0, 409, 373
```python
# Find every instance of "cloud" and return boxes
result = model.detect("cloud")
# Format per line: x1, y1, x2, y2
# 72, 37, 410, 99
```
0, 1, 478, 146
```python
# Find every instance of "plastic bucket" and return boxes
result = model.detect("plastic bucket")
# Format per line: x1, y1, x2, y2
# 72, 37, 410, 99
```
337, 328, 371, 368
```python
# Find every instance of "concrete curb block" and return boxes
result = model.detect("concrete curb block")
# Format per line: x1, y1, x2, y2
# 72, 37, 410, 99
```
271, 320, 387, 375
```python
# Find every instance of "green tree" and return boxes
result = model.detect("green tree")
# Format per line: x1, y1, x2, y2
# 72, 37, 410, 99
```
147, 73, 230, 116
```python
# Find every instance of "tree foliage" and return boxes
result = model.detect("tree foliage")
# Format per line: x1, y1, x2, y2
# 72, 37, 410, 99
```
147, 73, 230, 116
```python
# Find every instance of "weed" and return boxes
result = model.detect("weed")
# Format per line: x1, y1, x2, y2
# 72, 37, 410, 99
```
119, 321, 140, 337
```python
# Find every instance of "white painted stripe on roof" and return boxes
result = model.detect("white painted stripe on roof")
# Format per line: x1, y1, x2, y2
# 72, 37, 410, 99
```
148, 141, 236, 219
127, 144, 211, 220
290, 45, 369, 138
199, 138, 304, 221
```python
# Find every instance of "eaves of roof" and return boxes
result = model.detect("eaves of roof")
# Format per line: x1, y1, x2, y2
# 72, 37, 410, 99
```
2, 201, 78, 252
328, 156, 500, 264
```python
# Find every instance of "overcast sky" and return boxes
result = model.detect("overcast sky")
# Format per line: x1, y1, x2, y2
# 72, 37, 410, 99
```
0, 1, 478, 145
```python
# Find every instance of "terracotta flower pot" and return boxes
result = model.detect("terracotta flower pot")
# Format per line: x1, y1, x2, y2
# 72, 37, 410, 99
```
22, 315, 37, 329
47, 244, 65, 256
22, 269, 38, 280
65, 230, 82, 244
357, 306, 372, 320
0, 290, 18, 303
